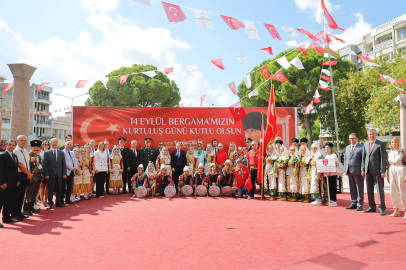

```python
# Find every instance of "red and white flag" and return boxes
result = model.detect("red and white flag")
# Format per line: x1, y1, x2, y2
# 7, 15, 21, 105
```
321, 75, 331, 82
260, 46, 273, 55
228, 82, 238, 95
318, 85, 329, 91
332, 36, 346, 43
259, 66, 271, 80
162, 2, 187, 23
30, 113, 33, 117
178, 103, 184, 107
220, 15, 245, 30
164, 67, 174, 74
210, 59, 225, 70
120, 74, 130, 84
314, 90, 321, 103
395, 79, 405, 83
297, 44, 308, 57
264, 85, 279, 146
319, 0, 344, 30
200, 94, 206, 106
75, 80, 88, 89
272, 71, 289, 82
323, 61, 337, 66
2, 83, 13, 94
37, 82, 50, 93
9, 111, 11, 115
2, 109, 5, 113
307, 42, 324, 54
263, 23, 281, 40
357, 55, 372, 62
325, 45, 337, 55
296, 28, 320, 42
228, 101, 247, 122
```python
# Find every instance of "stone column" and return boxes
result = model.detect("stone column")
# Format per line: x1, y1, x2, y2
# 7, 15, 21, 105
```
8, 64, 36, 147
399, 94, 406, 148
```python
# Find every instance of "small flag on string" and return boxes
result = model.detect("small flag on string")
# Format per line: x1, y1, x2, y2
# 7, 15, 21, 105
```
134, 0, 151, 5
228, 82, 238, 95
228, 101, 247, 122
320, 0, 344, 30
188, 63, 199, 76
276, 56, 291, 69
236, 53, 247, 64
264, 23, 281, 40
314, 90, 321, 103
322, 69, 331, 76
200, 94, 206, 106
100, 78, 107, 88
331, 36, 346, 43
324, 53, 336, 59
307, 42, 324, 54
30, 113, 33, 117
285, 40, 299, 47
248, 88, 258, 98
178, 103, 184, 107
318, 85, 329, 91
49, 112, 51, 115
75, 80, 88, 89
244, 20, 259, 40
2, 83, 13, 94
243, 74, 251, 88
260, 46, 273, 55
323, 61, 337, 65
2, 109, 5, 113
395, 79, 405, 83
365, 62, 380, 67
211, 88, 220, 98
60, 82, 69, 87
220, 15, 245, 30
396, 87, 406, 93
272, 71, 289, 82
383, 75, 396, 84
296, 28, 320, 42
297, 44, 307, 57
162, 2, 187, 23
142, 71, 156, 78
9, 111, 11, 115
310, 30, 324, 43
346, 47, 357, 56
357, 55, 372, 62
259, 66, 271, 80
319, 80, 329, 89
194, 9, 213, 29
210, 59, 225, 70
37, 82, 50, 93
290, 57, 304, 70
120, 74, 130, 84
281, 26, 298, 38
321, 75, 331, 82
164, 67, 174, 74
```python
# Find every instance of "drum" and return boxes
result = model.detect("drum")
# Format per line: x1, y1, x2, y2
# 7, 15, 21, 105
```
181, 185, 193, 196
164, 186, 176, 198
135, 186, 147, 198
222, 186, 234, 197
209, 185, 220, 197
196, 185, 207, 196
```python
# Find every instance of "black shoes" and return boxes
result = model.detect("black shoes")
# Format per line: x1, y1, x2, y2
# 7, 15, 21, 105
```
356, 206, 363, 211
2, 218, 18, 223
364, 208, 376, 213
346, 205, 357, 210
66, 201, 77, 204
30, 202, 40, 213
56, 203, 66, 207
380, 209, 386, 216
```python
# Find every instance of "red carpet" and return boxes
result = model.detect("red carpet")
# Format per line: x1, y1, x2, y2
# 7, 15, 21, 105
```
1, 191, 406, 270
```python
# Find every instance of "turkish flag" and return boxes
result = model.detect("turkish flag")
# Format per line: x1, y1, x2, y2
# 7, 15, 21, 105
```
164, 67, 174, 74
37, 82, 50, 93
321, 75, 331, 82
200, 94, 206, 106
357, 55, 372, 62
120, 74, 130, 84
30, 113, 33, 117
332, 35, 346, 43
228, 82, 238, 95
318, 85, 329, 91
395, 79, 405, 83
314, 90, 321, 103
2, 83, 13, 94
264, 85, 279, 146
210, 59, 225, 70
263, 23, 281, 40
228, 101, 247, 122
178, 103, 184, 107
272, 71, 289, 82
307, 42, 324, 54
321, 0, 344, 31
260, 46, 273, 55
297, 44, 308, 57
323, 61, 337, 65
75, 80, 88, 89
296, 28, 320, 42
260, 66, 271, 80
245, 178, 253, 191
220, 15, 245, 30
162, 2, 187, 23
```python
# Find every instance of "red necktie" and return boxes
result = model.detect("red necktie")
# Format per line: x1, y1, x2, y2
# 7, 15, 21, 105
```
350, 146, 354, 155
369, 142, 374, 152
134, 149, 137, 157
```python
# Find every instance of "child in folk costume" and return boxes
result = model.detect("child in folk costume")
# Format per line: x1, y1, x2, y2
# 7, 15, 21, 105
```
178, 166, 194, 196
298, 146, 311, 203
276, 144, 289, 201
25, 140, 43, 215
207, 163, 219, 186
71, 148, 83, 201
219, 160, 237, 197
186, 146, 198, 176
131, 165, 149, 198
287, 145, 300, 202
228, 142, 239, 168
80, 147, 92, 200
194, 163, 207, 188
145, 162, 157, 196
309, 143, 325, 206
204, 144, 216, 174
155, 165, 174, 196
156, 147, 172, 178
109, 145, 124, 195
264, 145, 279, 200
233, 158, 251, 198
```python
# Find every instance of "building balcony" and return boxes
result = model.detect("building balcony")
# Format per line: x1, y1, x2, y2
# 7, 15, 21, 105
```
36, 120, 52, 125
35, 95, 52, 105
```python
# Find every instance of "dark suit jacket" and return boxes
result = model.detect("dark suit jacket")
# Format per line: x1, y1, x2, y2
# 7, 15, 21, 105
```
43, 149, 67, 178
154, 149, 162, 160
127, 148, 142, 170
361, 140, 387, 175
0, 151, 19, 185
171, 150, 187, 170
120, 147, 129, 170
344, 142, 363, 175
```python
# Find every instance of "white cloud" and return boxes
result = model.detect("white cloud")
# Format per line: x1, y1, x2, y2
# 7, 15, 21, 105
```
81, 0, 119, 12
216, 94, 231, 106
294, 0, 340, 16
331, 13, 372, 50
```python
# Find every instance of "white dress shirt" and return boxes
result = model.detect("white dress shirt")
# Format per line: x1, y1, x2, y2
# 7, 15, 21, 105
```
14, 145, 30, 173
63, 148, 78, 175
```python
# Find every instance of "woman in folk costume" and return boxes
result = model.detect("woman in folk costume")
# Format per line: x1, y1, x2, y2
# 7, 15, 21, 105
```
80, 147, 92, 200
178, 166, 194, 196
276, 144, 290, 201
195, 143, 205, 167
109, 145, 124, 195
194, 163, 207, 188
207, 163, 219, 186
71, 148, 83, 201
228, 142, 239, 168
156, 147, 172, 178
309, 143, 325, 206
286, 145, 300, 202
219, 160, 237, 197
131, 164, 149, 198
85, 143, 96, 196
155, 165, 175, 196
186, 146, 198, 176
204, 144, 216, 174
145, 162, 157, 196
264, 145, 279, 200
298, 145, 311, 203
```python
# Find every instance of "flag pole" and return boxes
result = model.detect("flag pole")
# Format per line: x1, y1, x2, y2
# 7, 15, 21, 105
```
261, 112, 265, 200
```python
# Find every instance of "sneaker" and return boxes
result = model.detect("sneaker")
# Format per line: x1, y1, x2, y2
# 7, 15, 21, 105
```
310, 199, 322, 206
330, 201, 338, 207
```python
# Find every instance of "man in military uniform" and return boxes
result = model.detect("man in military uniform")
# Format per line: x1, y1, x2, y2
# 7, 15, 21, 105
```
141, 138, 156, 170
245, 138, 253, 151
119, 137, 129, 193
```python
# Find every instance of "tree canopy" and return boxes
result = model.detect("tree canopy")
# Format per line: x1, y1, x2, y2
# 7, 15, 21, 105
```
85, 64, 181, 107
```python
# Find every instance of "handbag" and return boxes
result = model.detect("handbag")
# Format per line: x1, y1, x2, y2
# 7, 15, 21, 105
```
336, 162, 345, 177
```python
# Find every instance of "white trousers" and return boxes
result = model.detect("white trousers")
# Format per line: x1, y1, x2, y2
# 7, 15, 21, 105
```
310, 167, 319, 194
389, 165, 406, 209
268, 173, 277, 190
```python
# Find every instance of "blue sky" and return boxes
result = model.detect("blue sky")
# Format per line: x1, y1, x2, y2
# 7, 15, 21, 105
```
1, 0, 405, 112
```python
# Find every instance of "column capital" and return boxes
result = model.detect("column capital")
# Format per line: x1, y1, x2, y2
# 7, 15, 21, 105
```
7, 63, 37, 80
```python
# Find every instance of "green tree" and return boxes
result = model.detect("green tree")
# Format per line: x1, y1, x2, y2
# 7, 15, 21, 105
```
238, 48, 355, 143
299, 119, 320, 140
85, 64, 181, 107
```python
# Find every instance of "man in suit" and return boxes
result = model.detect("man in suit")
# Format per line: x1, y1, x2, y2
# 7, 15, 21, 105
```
104, 140, 112, 194
212, 139, 219, 153
171, 142, 187, 190
344, 133, 364, 211
361, 129, 387, 216
0, 140, 20, 226
141, 138, 156, 169
10, 135, 32, 220
154, 141, 165, 160
62, 141, 77, 204
119, 137, 129, 193
127, 140, 142, 191
59, 134, 72, 151
43, 138, 67, 209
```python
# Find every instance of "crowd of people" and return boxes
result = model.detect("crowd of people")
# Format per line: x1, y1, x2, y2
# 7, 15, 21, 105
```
0, 128, 405, 227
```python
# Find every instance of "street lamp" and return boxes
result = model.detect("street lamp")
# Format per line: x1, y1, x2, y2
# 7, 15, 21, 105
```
55, 92, 89, 134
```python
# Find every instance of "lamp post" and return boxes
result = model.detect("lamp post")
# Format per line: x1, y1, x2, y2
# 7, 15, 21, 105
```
55, 92, 89, 134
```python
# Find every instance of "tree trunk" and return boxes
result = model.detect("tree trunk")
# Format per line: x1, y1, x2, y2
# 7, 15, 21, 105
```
304, 113, 313, 145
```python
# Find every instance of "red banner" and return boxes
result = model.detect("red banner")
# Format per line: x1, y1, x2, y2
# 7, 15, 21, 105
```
72, 107, 297, 151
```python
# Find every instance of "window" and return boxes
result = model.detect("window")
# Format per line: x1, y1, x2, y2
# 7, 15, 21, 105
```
384, 52, 393, 59
399, 48, 406, 55
2, 118, 10, 124
398, 28, 406, 40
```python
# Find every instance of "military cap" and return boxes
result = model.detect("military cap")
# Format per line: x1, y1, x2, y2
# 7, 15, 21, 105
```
245, 138, 253, 143
30, 140, 42, 148
119, 137, 126, 142
145, 138, 152, 142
